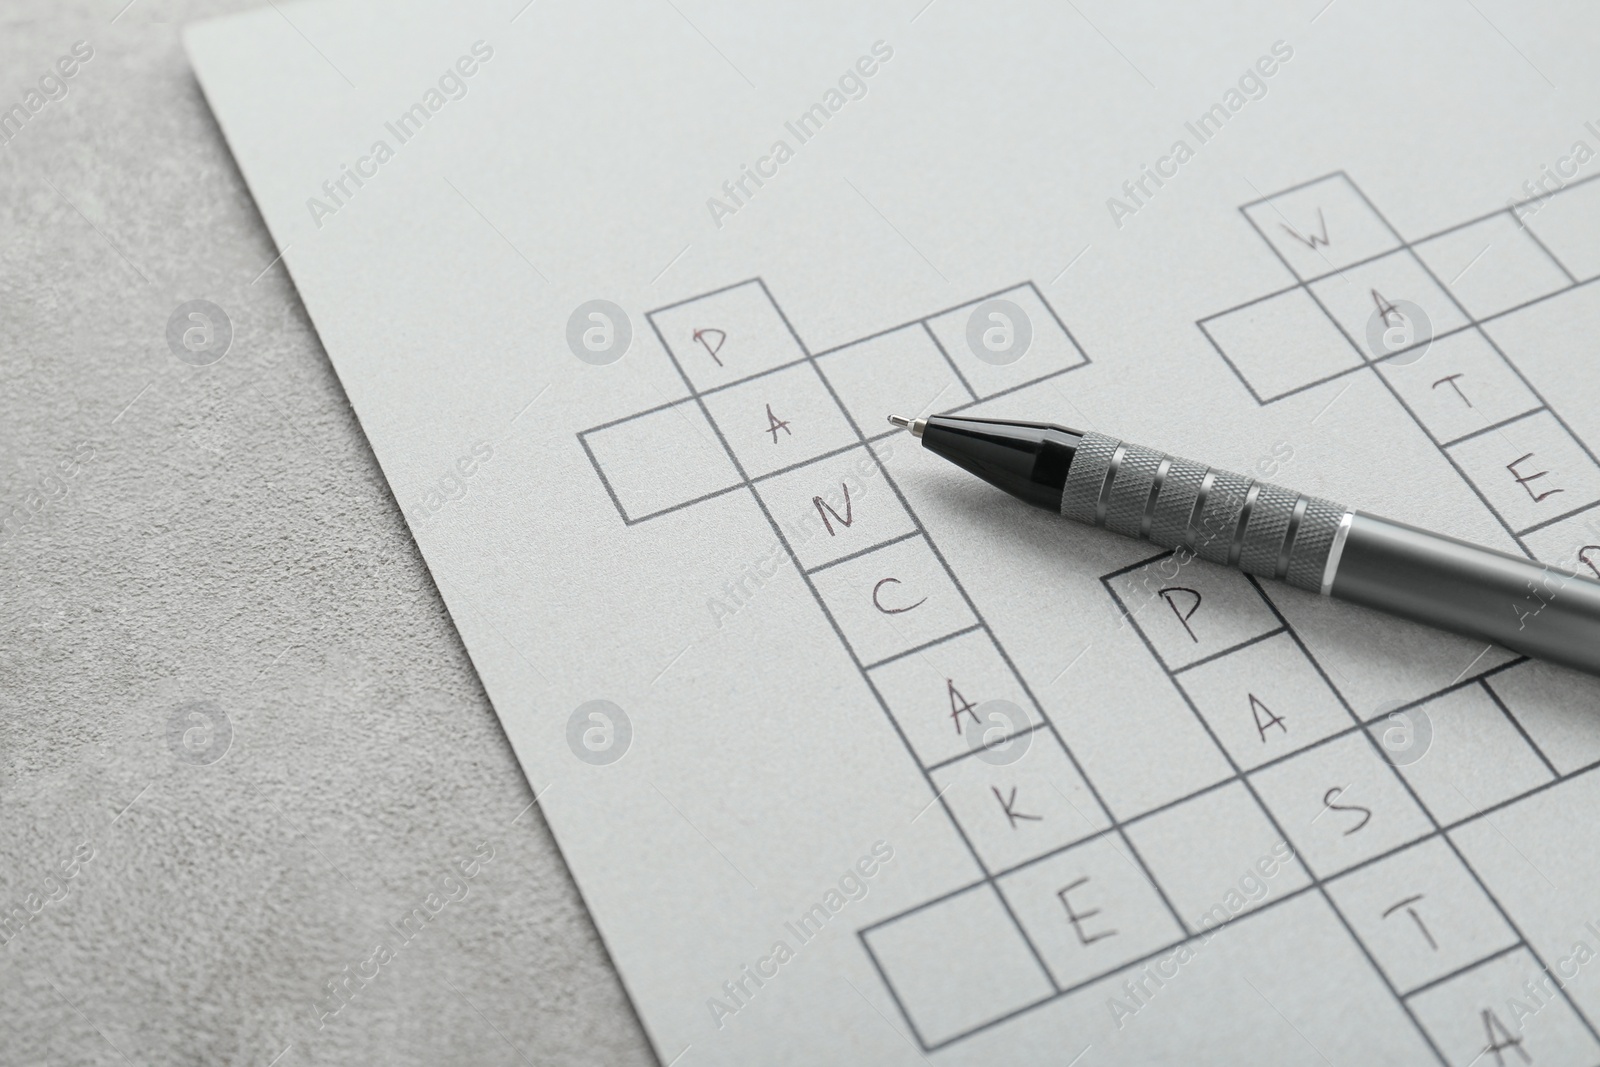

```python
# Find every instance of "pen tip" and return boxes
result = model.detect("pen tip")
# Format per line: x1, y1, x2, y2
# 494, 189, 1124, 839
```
887, 414, 926, 438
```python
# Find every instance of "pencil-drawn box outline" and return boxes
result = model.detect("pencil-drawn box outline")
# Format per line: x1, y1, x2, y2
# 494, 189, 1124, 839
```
579, 278, 1092, 526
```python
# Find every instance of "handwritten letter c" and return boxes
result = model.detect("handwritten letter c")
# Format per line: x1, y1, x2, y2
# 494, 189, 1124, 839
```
873, 577, 927, 615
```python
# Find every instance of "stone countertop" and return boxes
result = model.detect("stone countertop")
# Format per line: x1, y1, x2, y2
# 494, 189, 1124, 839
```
0, 4, 655, 1064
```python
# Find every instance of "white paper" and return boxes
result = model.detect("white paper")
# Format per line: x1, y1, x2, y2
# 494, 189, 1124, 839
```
186, 2, 1600, 1062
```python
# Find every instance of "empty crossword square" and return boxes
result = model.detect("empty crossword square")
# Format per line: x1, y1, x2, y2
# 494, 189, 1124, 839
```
648, 280, 808, 392
1413, 212, 1572, 320
1242, 174, 1401, 279
1375, 329, 1540, 446
1383, 684, 1554, 825
580, 400, 742, 522
862, 886, 1054, 1047
930, 728, 1109, 872
997, 833, 1185, 989
1308, 249, 1469, 361
754, 444, 915, 572
1177, 632, 1352, 771
1445, 410, 1600, 534
868, 627, 1043, 768
1522, 176, 1600, 281
1249, 732, 1433, 879
1485, 659, 1600, 774
701, 362, 861, 480
1200, 287, 1363, 402
1123, 781, 1312, 933
1326, 837, 1517, 995
808, 535, 977, 666
818, 323, 972, 431
923, 284, 1087, 401
1408, 948, 1600, 1067
1105, 553, 1281, 672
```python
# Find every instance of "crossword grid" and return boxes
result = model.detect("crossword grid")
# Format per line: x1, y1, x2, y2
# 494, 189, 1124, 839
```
1101, 552, 1600, 1065
581, 188, 1600, 1056
1198, 170, 1600, 561
1130, 172, 1600, 1064
580, 279, 1153, 1045
857, 541, 1600, 1056
854, 173, 1600, 1059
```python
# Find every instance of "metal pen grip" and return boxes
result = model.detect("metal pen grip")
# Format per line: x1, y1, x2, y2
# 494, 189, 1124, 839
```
1060, 431, 1347, 593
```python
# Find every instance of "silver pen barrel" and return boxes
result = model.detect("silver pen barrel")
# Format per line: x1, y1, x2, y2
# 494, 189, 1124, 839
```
1331, 513, 1600, 675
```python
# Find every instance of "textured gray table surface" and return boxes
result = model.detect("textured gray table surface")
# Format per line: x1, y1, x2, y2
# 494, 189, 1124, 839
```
0, 4, 654, 1064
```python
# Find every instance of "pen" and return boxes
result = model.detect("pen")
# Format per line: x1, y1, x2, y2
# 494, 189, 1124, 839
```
887, 413, 1600, 677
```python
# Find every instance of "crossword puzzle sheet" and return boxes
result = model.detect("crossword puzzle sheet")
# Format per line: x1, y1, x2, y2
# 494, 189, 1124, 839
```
188, 1, 1600, 1063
